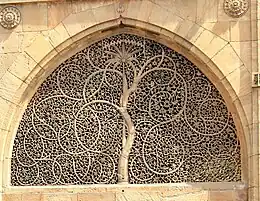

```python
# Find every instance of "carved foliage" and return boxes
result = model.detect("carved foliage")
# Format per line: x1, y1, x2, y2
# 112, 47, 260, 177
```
11, 34, 241, 186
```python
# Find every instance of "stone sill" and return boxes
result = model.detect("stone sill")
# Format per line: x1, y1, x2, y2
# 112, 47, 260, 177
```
0, 0, 57, 5
2, 182, 248, 201
4, 182, 246, 193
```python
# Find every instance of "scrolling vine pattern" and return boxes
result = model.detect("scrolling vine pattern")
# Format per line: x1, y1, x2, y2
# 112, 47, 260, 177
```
11, 34, 241, 186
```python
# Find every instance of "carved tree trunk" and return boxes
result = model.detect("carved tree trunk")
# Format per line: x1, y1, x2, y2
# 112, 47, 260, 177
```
118, 70, 138, 183
118, 107, 135, 183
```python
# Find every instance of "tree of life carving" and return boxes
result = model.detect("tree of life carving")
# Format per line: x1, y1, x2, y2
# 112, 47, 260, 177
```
11, 34, 241, 186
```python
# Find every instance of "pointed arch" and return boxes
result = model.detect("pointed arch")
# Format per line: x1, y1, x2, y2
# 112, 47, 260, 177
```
1, 20, 249, 188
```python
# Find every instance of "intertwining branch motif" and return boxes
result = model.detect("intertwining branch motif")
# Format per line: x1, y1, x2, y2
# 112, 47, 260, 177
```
11, 34, 241, 186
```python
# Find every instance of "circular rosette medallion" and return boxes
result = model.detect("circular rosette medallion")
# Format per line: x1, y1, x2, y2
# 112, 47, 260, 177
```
223, 0, 249, 18
0, 6, 21, 29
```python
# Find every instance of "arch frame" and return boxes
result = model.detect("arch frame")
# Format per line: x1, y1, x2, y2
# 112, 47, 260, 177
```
1, 18, 249, 191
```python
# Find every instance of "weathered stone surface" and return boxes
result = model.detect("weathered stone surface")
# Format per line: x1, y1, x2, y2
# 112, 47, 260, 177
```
3, 193, 22, 201
0, 32, 21, 53
78, 193, 116, 201
24, 34, 55, 63
209, 191, 234, 201
116, 192, 162, 201
211, 44, 243, 78
196, 0, 218, 22
21, 193, 41, 201
230, 21, 251, 41
42, 194, 77, 201
62, 10, 96, 37
201, 21, 230, 41
0, 0, 256, 201
1, 185, 248, 201
21, 3, 48, 31
47, 1, 72, 28
191, 29, 228, 58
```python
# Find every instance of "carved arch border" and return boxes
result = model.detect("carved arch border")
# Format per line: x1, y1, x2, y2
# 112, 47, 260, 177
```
1, 18, 249, 190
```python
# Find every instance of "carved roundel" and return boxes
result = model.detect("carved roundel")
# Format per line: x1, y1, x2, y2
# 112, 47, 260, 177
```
11, 33, 241, 186
0, 6, 21, 29
223, 0, 249, 18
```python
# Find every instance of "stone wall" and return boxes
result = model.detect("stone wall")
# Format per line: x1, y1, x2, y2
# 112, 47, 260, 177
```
2, 183, 247, 201
0, 0, 258, 200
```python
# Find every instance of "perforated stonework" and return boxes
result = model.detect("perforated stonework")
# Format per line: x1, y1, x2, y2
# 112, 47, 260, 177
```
11, 33, 241, 186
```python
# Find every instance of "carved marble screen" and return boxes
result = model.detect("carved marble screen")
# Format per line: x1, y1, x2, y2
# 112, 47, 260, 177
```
11, 33, 241, 186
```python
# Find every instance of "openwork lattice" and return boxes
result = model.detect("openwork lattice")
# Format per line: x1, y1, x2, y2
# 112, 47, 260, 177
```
11, 33, 241, 186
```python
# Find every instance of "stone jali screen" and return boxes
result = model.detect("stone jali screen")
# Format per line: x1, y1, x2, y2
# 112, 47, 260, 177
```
11, 33, 241, 186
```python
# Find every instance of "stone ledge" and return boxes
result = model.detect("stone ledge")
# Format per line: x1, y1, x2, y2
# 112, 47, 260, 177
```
4, 182, 247, 193
2, 183, 247, 201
